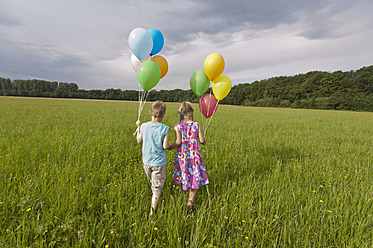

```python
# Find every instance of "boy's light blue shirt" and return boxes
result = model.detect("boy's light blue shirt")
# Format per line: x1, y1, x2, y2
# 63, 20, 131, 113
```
141, 121, 169, 166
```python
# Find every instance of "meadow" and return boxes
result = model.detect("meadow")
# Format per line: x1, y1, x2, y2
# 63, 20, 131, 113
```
0, 96, 372, 247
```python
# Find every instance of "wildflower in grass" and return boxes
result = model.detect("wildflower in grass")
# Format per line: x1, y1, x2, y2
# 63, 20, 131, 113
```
242, 220, 245, 223
77, 230, 83, 239
245, 236, 249, 240
328, 210, 332, 213
73, 186, 76, 189
154, 227, 158, 231
20, 197, 24, 200
320, 200, 323, 203
105, 245, 109, 248
26, 208, 31, 212
320, 185, 323, 188
6, 229, 10, 232
111, 230, 114, 234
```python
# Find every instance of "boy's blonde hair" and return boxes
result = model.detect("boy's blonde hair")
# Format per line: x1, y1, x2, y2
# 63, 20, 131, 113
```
150, 100, 166, 119
178, 101, 194, 121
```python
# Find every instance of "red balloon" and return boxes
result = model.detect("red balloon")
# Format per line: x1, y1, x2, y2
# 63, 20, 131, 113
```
199, 94, 218, 118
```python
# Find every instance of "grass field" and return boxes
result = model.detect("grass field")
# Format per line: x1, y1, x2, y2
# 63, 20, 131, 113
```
1, 96, 372, 247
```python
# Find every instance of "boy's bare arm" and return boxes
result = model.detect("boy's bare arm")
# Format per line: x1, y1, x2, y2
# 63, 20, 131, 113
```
163, 130, 170, 150
136, 120, 142, 144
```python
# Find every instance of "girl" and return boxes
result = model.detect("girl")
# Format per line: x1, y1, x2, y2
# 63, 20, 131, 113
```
172, 101, 209, 213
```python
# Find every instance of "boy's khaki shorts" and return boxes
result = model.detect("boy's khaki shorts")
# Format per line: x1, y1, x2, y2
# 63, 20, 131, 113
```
143, 164, 166, 195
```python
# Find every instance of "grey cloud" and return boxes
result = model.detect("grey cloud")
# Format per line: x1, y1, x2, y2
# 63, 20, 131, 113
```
298, 0, 373, 39
0, 10, 22, 27
0, 38, 87, 83
147, 0, 373, 45
153, 0, 324, 41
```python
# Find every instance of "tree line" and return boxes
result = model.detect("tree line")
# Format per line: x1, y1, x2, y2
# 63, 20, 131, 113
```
1, 65, 373, 111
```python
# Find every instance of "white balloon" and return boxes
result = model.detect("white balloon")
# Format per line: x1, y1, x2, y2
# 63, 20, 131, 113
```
128, 28, 153, 60
130, 53, 151, 72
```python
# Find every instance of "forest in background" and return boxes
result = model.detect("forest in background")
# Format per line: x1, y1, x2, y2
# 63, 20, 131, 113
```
1, 65, 373, 111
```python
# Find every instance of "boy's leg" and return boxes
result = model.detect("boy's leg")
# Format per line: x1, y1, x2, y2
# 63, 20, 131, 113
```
151, 194, 160, 215
150, 164, 166, 214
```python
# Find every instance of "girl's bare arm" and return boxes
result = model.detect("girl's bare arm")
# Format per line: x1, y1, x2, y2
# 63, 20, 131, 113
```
198, 123, 206, 145
167, 124, 182, 150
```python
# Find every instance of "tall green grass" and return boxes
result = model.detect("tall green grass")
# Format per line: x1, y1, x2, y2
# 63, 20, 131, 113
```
1, 97, 372, 247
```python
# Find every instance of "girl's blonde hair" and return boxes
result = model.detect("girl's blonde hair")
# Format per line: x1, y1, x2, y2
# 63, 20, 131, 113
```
178, 101, 194, 121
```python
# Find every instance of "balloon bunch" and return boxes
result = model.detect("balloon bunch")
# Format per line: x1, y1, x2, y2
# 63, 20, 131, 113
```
129, 28, 168, 91
128, 28, 169, 135
190, 53, 232, 135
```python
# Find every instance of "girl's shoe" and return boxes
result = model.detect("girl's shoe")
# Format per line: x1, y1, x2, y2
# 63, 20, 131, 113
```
187, 200, 195, 214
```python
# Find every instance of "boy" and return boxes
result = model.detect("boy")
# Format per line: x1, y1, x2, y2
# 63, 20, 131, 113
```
136, 100, 170, 216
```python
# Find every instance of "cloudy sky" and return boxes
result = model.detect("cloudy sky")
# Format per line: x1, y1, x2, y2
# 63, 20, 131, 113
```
1, 0, 373, 90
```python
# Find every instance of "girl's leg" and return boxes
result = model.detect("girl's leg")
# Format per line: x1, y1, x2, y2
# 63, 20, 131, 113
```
187, 189, 197, 213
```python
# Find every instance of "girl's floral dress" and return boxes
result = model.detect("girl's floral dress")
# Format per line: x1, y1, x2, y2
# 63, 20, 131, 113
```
174, 121, 209, 190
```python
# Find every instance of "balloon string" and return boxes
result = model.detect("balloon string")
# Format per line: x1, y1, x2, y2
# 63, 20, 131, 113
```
200, 143, 209, 160
138, 90, 149, 120
133, 90, 149, 137
207, 91, 211, 122
203, 100, 219, 137
202, 88, 213, 137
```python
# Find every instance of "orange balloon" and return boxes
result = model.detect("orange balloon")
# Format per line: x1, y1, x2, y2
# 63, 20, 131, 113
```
150, 55, 168, 79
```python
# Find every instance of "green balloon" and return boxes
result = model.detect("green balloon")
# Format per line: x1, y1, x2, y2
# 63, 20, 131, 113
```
137, 60, 161, 91
190, 70, 210, 98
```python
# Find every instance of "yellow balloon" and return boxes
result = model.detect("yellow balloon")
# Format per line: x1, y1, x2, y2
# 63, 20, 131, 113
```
150, 55, 168, 79
204, 53, 225, 81
212, 75, 231, 100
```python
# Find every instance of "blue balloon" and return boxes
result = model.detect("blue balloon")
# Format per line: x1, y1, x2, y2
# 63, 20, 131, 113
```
148, 28, 164, 56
